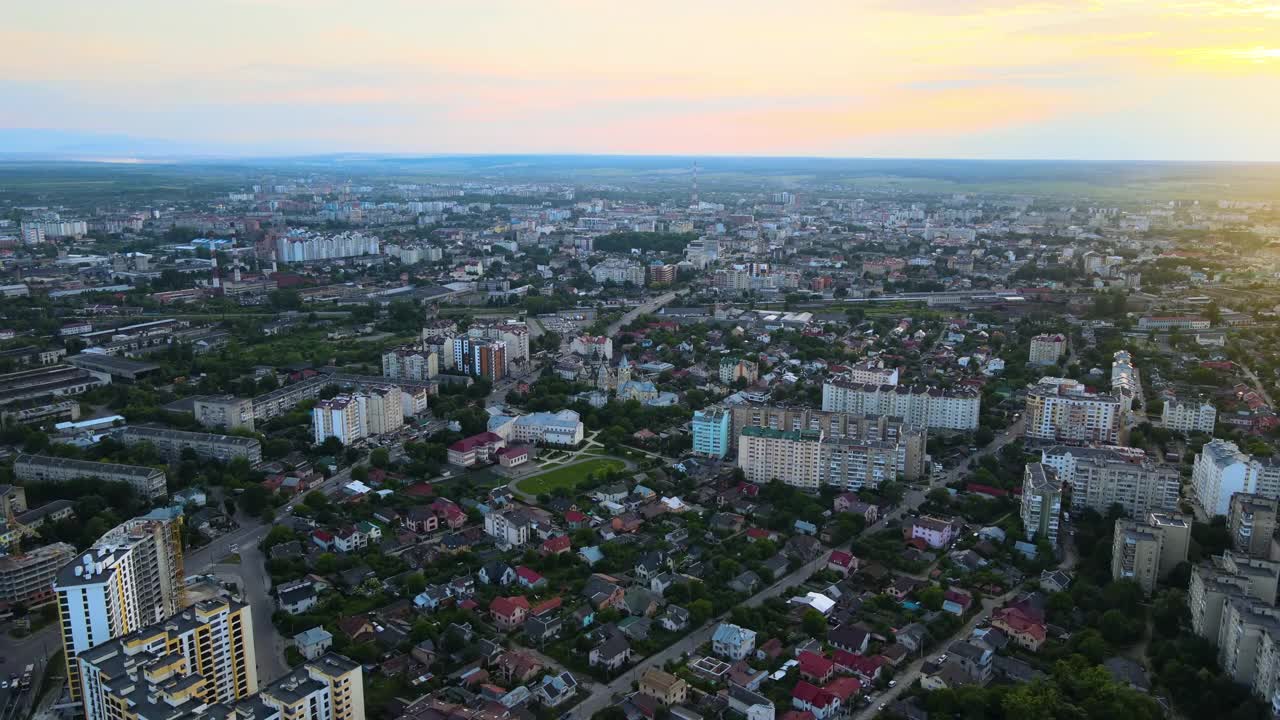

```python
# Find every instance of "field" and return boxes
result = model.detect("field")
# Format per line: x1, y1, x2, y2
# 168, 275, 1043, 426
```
516, 457, 625, 495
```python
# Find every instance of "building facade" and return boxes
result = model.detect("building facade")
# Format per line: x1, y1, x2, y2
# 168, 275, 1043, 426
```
78, 598, 259, 720
54, 512, 185, 699
0, 541, 75, 606
1028, 334, 1066, 366
119, 426, 262, 465
1020, 463, 1062, 544
1023, 377, 1125, 445
820, 379, 979, 431
1192, 439, 1280, 517
1229, 494, 1280, 558
13, 454, 168, 500
691, 408, 731, 459
194, 395, 256, 431
1039, 445, 1179, 518
1163, 397, 1217, 435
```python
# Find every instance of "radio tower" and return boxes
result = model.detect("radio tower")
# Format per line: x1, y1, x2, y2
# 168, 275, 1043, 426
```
691, 161, 699, 208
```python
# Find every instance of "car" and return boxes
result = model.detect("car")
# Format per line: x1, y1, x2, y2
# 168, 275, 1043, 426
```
229, 543, 240, 553
888, 680, 897, 687
1, 680, 8, 689
878, 704, 887, 711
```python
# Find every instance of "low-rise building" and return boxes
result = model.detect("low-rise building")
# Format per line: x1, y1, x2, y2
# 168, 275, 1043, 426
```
119, 425, 262, 464
13, 454, 167, 500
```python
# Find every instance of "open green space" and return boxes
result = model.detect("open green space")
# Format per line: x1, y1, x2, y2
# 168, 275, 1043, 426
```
516, 457, 625, 495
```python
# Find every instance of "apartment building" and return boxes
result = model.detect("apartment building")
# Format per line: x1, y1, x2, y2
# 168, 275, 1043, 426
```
1192, 439, 1280, 517
78, 598, 258, 720
1020, 463, 1062, 544
820, 378, 979, 431
468, 321, 530, 364
720, 357, 760, 385
1039, 445, 1179, 518
1163, 397, 1217, 435
1138, 316, 1210, 331
1230, 494, 1280, 558
1111, 512, 1191, 595
252, 376, 328, 421
1023, 377, 1125, 445
484, 509, 534, 548
381, 346, 439, 381
14, 454, 168, 501
55, 511, 185, 698
0, 541, 75, 605
363, 385, 404, 437
119, 426, 262, 465
452, 337, 507, 382
1028, 334, 1066, 366
1188, 552, 1280, 641
845, 360, 899, 386
733, 407, 928, 483
737, 427, 825, 490
312, 395, 364, 446
570, 335, 613, 361
194, 395, 256, 431
691, 408, 731, 459
590, 259, 645, 285
1111, 350, 1141, 413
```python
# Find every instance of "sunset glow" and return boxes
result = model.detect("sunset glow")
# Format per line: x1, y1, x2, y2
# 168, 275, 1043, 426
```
3, 0, 1280, 158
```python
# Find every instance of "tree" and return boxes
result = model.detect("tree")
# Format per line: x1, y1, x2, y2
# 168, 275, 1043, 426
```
370, 447, 390, 469
918, 586, 945, 612
802, 609, 828, 638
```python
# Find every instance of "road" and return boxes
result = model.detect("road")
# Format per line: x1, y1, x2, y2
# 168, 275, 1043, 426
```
570, 486, 929, 719
0, 626, 53, 720
185, 467, 352, 684
605, 291, 682, 337
938, 416, 1026, 488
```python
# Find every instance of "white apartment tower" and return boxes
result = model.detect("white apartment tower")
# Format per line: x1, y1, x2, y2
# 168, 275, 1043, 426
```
54, 512, 184, 700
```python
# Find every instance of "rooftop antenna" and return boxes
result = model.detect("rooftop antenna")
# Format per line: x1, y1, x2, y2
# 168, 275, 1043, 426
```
691, 161, 699, 207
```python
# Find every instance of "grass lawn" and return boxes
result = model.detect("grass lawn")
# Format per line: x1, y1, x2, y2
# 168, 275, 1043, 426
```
517, 457, 625, 495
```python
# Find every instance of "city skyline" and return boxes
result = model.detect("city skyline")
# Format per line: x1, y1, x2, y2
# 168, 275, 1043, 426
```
3, 0, 1280, 161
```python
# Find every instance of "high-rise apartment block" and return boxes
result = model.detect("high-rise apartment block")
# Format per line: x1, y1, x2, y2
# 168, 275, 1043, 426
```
1028, 334, 1066, 366
737, 421, 927, 491
452, 337, 507, 382
54, 512, 185, 699
1186, 551, 1280, 710
1192, 439, 1280, 517
1163, 397, 1217, 435
1111, 350, 1141, 413
382, 346, 438, 381
1023, 377, 1125, 445
719, 357, 760, 386
821, 378, 979, 431
1020, 463, 1062, 544
1230, 494, 1280, 558
313, 395, 364, 446
691, 408, 731, 459
1039, 445, 1179, 518
78, 598, 259, 720
1111, 512, 1191, 595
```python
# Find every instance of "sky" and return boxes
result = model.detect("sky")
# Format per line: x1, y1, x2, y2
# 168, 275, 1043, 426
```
2, 0, 1280, 160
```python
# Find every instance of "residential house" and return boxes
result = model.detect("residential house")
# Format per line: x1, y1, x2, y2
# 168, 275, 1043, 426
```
727, 684, 776, 720
828, 625, 870, 655
713, 623, 758, 660
293, 627, 333, 660
590, 631, 632, 671
660, 605, 690, 632
827, 551, 857, 575
797, 652, 835, 684
639, 668, 689, 706
537, 671, 579, 708
490, 596, 531, 632
991, 607, 1047, 651
277, 582, 318, 615
791, 681, 841, 720
515, 565, 547, 589
479, 561, 515, 586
